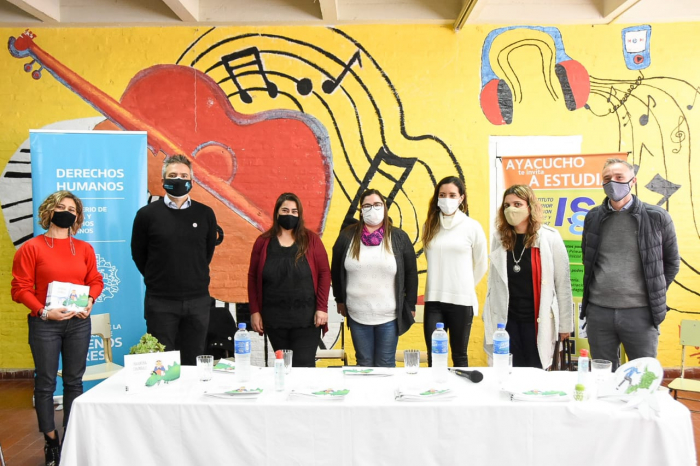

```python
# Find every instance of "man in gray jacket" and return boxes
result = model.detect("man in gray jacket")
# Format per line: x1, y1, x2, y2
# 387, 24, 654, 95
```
581, 158, 680, 370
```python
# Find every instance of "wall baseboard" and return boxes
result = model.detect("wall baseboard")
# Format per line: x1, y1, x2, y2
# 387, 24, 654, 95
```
0, 369, 34, 379
664, 367, 700, 380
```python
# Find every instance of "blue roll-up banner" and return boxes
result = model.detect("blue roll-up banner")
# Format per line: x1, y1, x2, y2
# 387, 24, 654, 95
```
30, 130, 147, 394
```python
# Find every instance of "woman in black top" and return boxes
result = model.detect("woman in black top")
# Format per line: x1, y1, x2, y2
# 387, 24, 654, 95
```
483, 185, 573, 369
247, 193, 331, 367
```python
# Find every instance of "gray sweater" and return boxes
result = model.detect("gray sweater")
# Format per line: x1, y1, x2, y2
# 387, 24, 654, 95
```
581, 195, 680, 327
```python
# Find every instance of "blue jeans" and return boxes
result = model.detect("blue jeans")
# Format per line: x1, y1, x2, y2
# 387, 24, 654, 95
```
28, 315, 91, 433
347, 316, 398, 367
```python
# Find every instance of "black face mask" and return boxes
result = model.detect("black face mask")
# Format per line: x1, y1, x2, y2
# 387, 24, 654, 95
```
278, 215, 299, 230
51, 210, 76, 229
163, 178, 192, 198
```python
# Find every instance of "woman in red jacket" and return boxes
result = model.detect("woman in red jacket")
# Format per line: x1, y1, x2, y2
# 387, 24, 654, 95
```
247, 193, 330, 367
11, 191, 104, 466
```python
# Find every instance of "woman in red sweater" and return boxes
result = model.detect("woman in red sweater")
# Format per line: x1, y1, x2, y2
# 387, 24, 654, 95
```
11, 191, 104, 466
247, 193, 330, 367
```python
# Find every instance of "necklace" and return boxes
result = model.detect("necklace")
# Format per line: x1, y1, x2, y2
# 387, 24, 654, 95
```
511, 242, 527, 273
44, 233, 76, 256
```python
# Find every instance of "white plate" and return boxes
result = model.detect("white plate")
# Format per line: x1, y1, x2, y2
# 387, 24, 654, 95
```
599, 357, 663, 399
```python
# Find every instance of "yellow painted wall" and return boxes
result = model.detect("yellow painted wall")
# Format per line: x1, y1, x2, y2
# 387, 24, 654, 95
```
1, 23, 698, 369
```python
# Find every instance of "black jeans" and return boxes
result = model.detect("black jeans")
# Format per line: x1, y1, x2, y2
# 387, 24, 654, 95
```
28, 315, 91, 433
145, 294, 211, 366
423, 302, 474, 367
265, 326, 321, 367
506, 319, 542, 368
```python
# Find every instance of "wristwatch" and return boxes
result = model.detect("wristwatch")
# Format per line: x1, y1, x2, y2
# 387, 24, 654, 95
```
39, 308, 49, 321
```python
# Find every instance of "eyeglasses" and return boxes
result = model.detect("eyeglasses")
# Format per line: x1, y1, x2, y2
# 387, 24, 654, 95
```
361, 202, 384, 213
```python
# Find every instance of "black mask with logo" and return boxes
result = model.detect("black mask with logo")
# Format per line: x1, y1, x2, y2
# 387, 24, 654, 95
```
163, 178, 192, 198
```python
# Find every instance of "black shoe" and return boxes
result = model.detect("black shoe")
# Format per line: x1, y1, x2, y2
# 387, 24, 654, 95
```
44, 431, 60, 466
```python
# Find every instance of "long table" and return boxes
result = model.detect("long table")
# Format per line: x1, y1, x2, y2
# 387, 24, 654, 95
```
60, 366, 696, 466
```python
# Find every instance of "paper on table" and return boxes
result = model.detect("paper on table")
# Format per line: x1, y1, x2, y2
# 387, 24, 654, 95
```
508, 389, 570, 402
288, 388, 349, 401
394, 387, 456, 402
213, 359, 235, 373
502, 368, 572, 402
342, 368, 394, 377
204, 387, 263, 399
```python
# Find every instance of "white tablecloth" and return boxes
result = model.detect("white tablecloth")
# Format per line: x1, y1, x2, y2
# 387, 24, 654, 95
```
60, 366, 696, 466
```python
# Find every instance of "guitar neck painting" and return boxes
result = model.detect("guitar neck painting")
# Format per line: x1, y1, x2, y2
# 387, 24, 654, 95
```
9, 30, 333, 236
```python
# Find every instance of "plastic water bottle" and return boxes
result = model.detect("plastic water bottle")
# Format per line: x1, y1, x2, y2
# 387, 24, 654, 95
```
431, 322, 448, 383
577, 348, 590, 388
274, 350, 285, 391
493, 323, 510, 384
234, 323, 251, 382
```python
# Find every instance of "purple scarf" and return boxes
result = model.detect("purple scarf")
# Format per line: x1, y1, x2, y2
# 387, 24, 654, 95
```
361, 225, 384, 246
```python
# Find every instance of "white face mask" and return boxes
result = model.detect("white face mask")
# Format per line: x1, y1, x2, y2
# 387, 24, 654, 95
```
362, 206, 384, 226
504, 206, 529, 227
437, 198, 461, 215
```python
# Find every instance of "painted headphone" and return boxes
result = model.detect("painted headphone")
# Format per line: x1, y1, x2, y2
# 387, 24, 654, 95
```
479, 26, 590, 125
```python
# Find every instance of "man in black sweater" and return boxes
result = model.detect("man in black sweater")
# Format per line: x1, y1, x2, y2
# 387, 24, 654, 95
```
581, 158, 679, 370
131, 154, 217, 365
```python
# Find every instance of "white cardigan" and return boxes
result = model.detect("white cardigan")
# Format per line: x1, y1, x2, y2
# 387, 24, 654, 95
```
424, 211, 488, 313
482, 225, 574, 369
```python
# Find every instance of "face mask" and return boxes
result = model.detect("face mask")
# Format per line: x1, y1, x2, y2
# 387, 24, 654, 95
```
362, 206, 384, 226
163, 178, 192, 198
603, 179, 633, 202
278, 214, 299, 230
437, 198, 461, 215
51, 210, 76, 229
504, 206, 529, 227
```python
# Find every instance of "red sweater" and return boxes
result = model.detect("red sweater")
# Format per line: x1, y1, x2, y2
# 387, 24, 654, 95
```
248, 230, 331, 321
11, 235, 104, 316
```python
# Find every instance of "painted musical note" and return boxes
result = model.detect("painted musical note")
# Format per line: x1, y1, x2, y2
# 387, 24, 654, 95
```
687, 86, 700, 110
606, 86, 618, 104
341, 146, 416, 231
671, 115, 686, 154
297, 77, 313, 96
621, 110, 631, 127
221, 47, 278, 104
322, 50, 362, 94
639, 95, 656, 126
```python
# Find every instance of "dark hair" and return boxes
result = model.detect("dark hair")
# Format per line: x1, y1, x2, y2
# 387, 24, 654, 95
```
496, 184, 542, 251
346, 189, 393, 260
422, 176, 467, 248
262, 193, 308, 262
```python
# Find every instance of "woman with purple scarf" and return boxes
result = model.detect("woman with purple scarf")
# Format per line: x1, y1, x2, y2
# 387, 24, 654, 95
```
331, 189, 418, 367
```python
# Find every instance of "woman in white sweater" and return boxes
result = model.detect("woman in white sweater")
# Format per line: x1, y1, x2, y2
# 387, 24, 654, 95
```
331, 189, 418, 367
483, 184, 573, 369
422, 176, 487, 367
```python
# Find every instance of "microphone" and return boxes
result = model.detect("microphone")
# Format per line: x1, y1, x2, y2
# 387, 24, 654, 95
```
449, 368, 484, 383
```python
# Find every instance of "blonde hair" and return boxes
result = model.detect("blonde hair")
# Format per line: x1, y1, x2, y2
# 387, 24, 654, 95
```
37, 190, 84, 235
496, 184, 542, 251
